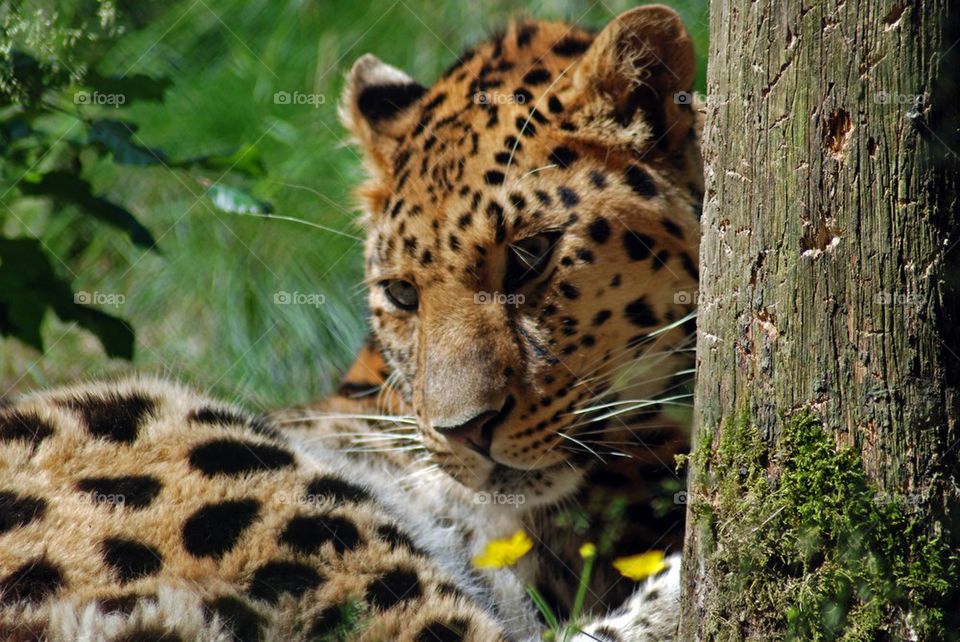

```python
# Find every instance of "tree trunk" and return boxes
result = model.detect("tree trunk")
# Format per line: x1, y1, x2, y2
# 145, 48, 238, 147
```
681, 2, 960, 640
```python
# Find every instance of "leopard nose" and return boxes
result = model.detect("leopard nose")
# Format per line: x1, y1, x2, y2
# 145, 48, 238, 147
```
436, 410, 500, 457
434, 396, 515, 457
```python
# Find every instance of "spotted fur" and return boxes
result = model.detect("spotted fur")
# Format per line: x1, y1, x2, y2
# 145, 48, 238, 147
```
0, 379, 527, 641
0, 6, 701, 641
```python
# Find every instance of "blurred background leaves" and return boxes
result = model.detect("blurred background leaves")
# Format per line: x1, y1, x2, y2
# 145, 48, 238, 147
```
0, 0, 708, 409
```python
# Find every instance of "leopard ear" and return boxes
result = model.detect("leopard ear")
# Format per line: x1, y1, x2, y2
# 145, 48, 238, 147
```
572, 5, 696, 151
340, 54, 426, 171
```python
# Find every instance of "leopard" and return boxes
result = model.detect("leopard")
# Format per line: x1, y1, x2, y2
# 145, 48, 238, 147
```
0, 5, 702, 641
328, 0, 701, 617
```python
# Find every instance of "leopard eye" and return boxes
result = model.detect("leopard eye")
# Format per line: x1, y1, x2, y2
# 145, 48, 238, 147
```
506, 231, 561, 290
382, 279, 419, 311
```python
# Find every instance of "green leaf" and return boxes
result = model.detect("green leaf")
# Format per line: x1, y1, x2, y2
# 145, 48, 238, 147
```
82, 70, 171, 104
1, 116, 32, 143
0, 116, 33, 157
0, 298, 45, 351
53, 297, 135, 360
526, 585, 560, 632
0, 237, 134, 359
1, 51, 71, 105
206, 183, 273, 214
18, 170, 157, 250
88, 119, 167, 166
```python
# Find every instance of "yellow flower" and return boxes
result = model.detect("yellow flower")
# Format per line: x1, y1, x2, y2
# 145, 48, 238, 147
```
579, 542, 597, 560
473, 531, 534, 569
613, 550, 668, 581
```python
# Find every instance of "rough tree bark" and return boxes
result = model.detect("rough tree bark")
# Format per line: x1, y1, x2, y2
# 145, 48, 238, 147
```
681, 2, 959, 640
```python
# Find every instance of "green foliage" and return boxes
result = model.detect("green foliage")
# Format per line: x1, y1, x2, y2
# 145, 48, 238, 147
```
0, 237, 132, 357
1, 2, 272, 366
529, 585, 562, 634
18, 170, 156, 247
689, 413, 959, 641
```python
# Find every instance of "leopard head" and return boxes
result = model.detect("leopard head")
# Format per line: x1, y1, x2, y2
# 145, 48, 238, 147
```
341, 6, 701, 506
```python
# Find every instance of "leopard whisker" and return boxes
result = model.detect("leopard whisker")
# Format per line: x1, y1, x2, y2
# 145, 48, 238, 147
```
219, 209, 362, 241
296, 432, 419, 442
273, 412, 417, 425
573, 351, 693, 391
572, 397, 692, 423
572, 331, 694, 384
397, 463, 444, 485
574, 357, 694, 410
348, 434, 421, 443
573, 368, 695, 403
574, 331, 695, 383
555, 431, 608, 464
570, 423, 680, 438
519, 164, 558, 179
577, 312, 697, 373
572, 394, 692, 415
558, 445, 632, 459
342, 445, 425, 454
269, 179, 356, 219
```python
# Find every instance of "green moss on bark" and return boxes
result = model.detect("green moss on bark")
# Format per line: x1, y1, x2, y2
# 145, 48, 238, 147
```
688, 413, 958, 641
